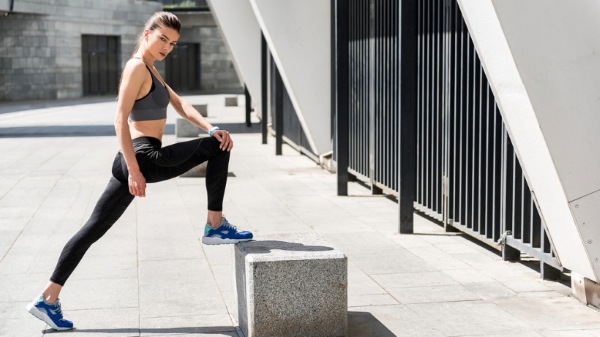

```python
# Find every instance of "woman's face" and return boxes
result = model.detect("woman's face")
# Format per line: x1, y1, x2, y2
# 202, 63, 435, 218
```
145, 26, 180, 61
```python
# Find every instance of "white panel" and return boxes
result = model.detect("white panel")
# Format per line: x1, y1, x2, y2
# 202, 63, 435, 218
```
206, 0, 262, 114
490, 0, 600, 203
570, 191, 600, 279
250, 0, 332, 155
458, 0, 596, 281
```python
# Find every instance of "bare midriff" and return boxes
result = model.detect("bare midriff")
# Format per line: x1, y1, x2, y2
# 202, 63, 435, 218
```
129, 119, 167, 141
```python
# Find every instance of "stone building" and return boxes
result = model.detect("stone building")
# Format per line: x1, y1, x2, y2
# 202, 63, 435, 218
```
0, 0, 241, 101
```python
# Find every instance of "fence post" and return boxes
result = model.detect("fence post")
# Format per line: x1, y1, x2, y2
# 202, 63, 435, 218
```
245, 85, 252, 127
261, 33, 268, 144
399, 0, 418, 234
333, 0, 349, 196
275, 66, 284, 156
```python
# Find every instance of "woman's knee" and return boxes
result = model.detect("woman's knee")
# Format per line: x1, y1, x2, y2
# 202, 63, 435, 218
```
201, 137, 230, 158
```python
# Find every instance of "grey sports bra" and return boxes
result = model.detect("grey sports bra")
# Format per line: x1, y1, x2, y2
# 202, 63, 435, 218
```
129, 63, 170, 122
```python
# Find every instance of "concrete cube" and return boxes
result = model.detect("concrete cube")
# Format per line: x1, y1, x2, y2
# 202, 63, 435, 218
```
193, 104, 208, 117
179, 161, 207, 177
175, 118, 201, 137
235, 233, 348, 337
225, 96, 238, 106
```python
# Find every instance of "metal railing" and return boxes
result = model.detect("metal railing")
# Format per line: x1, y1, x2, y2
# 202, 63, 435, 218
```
268, 55, 316, 160
348, 0, 370, 182
348, 0, 399, 194
416, 0, 560, 276
335, 0, 561, 278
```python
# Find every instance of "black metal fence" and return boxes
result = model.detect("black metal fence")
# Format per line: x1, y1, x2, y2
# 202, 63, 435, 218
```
268, 54, 316, 159
347, 0, 400, 194
415, 0, 559, 277
331, 0, 561, 278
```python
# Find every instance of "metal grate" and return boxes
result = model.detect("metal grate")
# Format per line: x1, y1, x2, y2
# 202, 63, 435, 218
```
348, 0, 371, 181
372, 0, 399, 192
348, 0, 399, 193
415, 0, 560, 273
268, 56, 315, 158
337, 0, 560, 277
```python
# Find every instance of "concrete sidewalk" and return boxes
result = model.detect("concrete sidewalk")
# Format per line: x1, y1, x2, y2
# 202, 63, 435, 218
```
0, 95, 599, 337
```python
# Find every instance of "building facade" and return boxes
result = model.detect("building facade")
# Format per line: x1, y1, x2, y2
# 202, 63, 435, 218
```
0, 0, 240, 101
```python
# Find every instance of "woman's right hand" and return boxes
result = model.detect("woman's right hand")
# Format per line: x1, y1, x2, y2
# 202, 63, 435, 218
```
128, 169, 147, 197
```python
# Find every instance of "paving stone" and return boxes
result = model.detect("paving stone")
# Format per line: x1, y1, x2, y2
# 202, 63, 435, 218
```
2, 95, 600, 337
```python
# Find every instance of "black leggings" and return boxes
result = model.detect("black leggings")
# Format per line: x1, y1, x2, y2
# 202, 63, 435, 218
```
50, 136, 229, 286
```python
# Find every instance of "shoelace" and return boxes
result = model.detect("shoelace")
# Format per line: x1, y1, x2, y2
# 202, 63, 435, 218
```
221, 222, 238, 231
55, 301, 63, 317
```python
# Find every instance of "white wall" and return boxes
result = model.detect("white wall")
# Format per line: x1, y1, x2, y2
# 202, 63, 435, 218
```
206, 0, 262, 114
0, 0, 10, 12
250, 0, 332, 155
459, 0, 599, 281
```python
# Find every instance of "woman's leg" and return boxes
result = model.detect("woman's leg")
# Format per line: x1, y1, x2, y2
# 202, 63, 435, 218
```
138, 137, 250, 242
28, 174, 133, 329
139, 137, 229, 221
48, 176, 134, 290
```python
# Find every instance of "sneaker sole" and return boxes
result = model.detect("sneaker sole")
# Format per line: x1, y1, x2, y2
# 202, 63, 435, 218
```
202, 237, 253, 245
26, 303, 73, 331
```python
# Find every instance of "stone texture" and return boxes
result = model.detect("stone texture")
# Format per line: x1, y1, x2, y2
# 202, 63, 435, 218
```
181, 161, 208, 178
176, 118, 201, 138
225, 96, 238, 107
177, 12, 242, 92
193, 104, 209, 117
1, 3, 241, 101
235, 233, 348, 337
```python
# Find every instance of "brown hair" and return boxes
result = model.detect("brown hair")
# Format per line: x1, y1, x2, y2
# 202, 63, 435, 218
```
131, 11, 181, 57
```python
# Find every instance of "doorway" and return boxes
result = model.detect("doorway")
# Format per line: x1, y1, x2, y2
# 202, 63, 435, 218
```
81, 35, 120, 96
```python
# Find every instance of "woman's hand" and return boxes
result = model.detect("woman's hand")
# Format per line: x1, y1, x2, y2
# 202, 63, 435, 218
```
212, 129, 234, 151
128, 169, 147, 197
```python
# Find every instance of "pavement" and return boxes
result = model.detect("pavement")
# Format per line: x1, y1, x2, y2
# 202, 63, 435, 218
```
0, 95, 599, 337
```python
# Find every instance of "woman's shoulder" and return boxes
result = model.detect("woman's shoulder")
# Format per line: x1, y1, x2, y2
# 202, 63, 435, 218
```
125, 58, 148, 71
122, 58, 149, 80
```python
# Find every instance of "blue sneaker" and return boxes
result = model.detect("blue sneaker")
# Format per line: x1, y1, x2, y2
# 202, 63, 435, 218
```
26, 296, 74, 330
202, 216, 253, 245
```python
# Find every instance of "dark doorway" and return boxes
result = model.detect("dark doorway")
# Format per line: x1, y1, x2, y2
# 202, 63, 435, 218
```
81, 35, 120, 96
165, 43, 201, 92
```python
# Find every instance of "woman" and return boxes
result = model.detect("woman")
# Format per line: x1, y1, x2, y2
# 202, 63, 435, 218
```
26, 11, 252, 330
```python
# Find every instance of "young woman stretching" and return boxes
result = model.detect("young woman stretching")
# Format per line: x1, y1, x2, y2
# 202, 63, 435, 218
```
26, 11, 253, 330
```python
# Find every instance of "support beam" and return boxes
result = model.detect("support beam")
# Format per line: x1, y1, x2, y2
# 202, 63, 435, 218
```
261, 33, 268, 144
333, 0, 349, 196
399, 0, 418, 234
275, 66, 284, 156
245, 85, 252, 127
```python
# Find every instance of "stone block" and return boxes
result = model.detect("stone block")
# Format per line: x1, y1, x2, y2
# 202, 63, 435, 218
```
225, 96, 238, 107
177, 134, 209, 178
235, 233, 348, 337
193, 104, 208, 117
180, 161, 207, 178
175, 118, 201, 138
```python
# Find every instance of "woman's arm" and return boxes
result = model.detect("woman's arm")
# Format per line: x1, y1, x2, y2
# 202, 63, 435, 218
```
167, 86, 233, 151
115, 61, 148, 197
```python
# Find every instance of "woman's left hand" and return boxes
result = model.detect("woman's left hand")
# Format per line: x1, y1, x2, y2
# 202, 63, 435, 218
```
212, 129, 233, 151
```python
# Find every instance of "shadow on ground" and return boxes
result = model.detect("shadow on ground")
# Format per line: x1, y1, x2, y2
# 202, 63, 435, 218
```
43, 314, 394, 336
348, 311, 397, 337
237, 240, 334, 254
0, 122, 260, 138
43, 326, 238, 335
